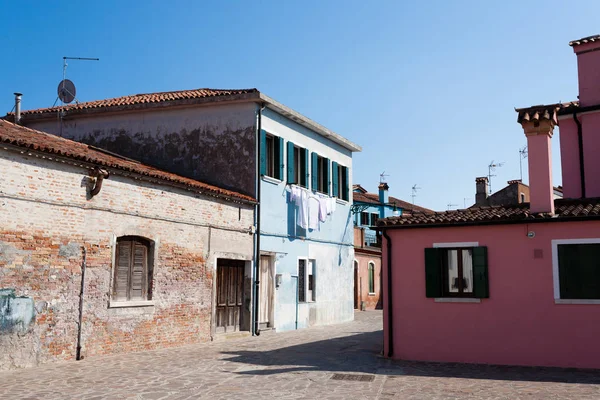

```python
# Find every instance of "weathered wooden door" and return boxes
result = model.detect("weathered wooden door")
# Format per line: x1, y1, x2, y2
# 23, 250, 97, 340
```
216, 260, 244, 334
258, 255, 274, 329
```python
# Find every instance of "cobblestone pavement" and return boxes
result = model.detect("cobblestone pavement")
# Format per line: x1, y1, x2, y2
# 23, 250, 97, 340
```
1, 311, 599, 399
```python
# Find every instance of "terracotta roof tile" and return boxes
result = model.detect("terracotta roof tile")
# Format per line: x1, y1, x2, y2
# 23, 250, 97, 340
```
569, 35, 600, 47
14, 88, 259, 117
377, 198, 600, 229
353, 192, 433, 214
0, 120, 255, 204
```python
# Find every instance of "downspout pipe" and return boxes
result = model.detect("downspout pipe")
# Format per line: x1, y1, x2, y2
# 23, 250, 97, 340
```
89, 168, 110, 197
291, 275, 299, 330
14, 93, 22, 125
381, 229, 394, 358
76, 246, 87, 360
574, 112, 586, 198
253, 104, 265, 336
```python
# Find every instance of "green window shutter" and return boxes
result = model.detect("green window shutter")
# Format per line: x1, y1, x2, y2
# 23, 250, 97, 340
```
259, 129, 267, 176
287, 141, 295, 183
276, 136, 285, 180
302, 148, 309, 187
324, 158, 330, 195
473, 246, 489, 298
424, 247, 443, 298
343, 166, 350, 201
332, 162, 339, 197
311, 152, 318, 190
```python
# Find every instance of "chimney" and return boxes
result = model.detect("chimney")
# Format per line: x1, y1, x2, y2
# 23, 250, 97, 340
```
570, 35, 600, 107
378, 182, 389, 219
14, 92, 22, 125
475, 177, 488, 205
517, 105, 559, 214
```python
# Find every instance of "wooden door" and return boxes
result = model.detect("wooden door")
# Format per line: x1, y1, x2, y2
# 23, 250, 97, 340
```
354, 261, 359, 309
216, 260, 244, 334
258, 256, 274, 329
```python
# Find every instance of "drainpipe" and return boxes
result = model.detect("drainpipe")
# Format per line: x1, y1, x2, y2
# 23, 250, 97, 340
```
253, 104, 265, 336
89, 168, 110, 197
291, 275, 299, 330
14, 93, 22, 125
381, 229, 393, 358
573, 112, 586, 198
76, 246, 87, 360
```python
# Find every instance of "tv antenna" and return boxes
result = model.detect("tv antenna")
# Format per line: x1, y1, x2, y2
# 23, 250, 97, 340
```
411, 184, 421, 205
54, 56, 100, 107
463, 197, 471, 208
379, 171, 389, 183
519, 146, 528, 181
447, 202, 458, 211
488, 160, 505, 195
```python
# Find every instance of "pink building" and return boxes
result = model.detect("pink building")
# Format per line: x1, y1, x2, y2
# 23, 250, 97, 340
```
377, 35, 600, 369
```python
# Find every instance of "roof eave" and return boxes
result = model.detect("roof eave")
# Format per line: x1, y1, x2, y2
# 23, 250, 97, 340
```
259, 93, 362, 153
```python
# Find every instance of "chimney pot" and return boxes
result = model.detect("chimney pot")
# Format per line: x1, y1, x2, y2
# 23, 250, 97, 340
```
475, 177, 489, 205
14, 92, 22, 125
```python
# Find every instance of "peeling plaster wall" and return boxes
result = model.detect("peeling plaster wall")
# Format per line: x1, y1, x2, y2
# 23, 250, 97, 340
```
0, 150, 254, 370
26, 102, 258, 196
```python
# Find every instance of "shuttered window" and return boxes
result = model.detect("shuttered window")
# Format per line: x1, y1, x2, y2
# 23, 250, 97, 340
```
260, 130, 284, 180
287, 142, 308, 188
113, 237, 153, 301
368, 262, 375, 293
557, 243, 600, 299
333, 163, 349, 201
424, 246, 488, 299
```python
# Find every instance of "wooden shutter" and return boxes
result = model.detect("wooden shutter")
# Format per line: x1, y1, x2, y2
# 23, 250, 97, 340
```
302, 148, 309, 187
558, 244, 600, 299
311, 152, 318, 190
298, 260, 306, 302
332, 162, 339, 197
259, 129, 267, 176
368, 264, 374, 293
424, 247, 443, 298
343, 166, 350, 201
130, 241, 148, 300
287, 141, 295, 183
114, 240, 132, 300
472, 246, 489, 298
324, 158, 330, 195
275, 136, 284, 180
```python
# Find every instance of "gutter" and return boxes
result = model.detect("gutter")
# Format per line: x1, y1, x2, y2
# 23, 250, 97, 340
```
381, 229, 393, 358
573, 112, 586, 197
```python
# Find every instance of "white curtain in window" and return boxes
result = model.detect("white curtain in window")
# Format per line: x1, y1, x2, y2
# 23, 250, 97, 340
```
447, 250, 459, 293
462, 249, 473, 293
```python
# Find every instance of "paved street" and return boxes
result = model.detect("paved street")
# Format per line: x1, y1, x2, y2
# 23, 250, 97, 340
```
1, 311, 599, 399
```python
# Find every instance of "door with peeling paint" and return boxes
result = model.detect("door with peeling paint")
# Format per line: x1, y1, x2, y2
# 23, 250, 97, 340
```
258, 255, 274, 329
215, 259, 244, 333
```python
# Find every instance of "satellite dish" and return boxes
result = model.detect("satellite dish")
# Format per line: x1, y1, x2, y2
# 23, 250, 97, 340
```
57, 79, 76, 104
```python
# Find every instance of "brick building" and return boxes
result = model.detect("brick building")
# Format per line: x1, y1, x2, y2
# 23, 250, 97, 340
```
0, 120, 255, 370
473, 176, 563, 207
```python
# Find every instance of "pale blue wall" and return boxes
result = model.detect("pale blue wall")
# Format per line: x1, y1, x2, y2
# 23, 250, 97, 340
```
260, 108, 355, 332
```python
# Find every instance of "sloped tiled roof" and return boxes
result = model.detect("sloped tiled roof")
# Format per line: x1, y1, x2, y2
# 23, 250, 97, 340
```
377, 198, 600, 229
353, 192, 433, 214
569, 35, 600, 47
16, 88, 259, 116
0, 120, 256, 204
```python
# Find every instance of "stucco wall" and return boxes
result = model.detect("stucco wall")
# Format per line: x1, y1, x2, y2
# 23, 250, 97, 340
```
0, 149, 254, 370
354, 250, 382, 310
383, 221, 600, 369
26, 102, 258, 196
258, 108, 355, 332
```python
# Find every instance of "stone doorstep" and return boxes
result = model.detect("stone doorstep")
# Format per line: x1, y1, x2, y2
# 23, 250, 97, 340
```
212, 331, 252, 341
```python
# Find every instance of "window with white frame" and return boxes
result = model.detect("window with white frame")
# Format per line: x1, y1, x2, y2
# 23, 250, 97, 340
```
298, 258, 316, 302
554, 240, 600, 300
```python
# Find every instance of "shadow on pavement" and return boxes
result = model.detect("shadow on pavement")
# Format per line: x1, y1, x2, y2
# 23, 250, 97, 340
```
221, 329, 600, 385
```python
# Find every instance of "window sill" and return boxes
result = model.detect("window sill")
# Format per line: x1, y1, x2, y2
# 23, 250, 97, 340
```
262, 175, 283, 185
336, 198, 349, 205
109, 300, 155, 308
555, 299, 600, 305
434, 298, 481, 303
368, 292, 376, 296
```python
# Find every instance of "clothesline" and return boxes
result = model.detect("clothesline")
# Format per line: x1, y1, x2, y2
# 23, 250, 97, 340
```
287, 185, 337, 230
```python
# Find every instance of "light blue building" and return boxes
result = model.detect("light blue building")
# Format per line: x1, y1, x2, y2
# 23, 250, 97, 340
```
258, 105, 361, 332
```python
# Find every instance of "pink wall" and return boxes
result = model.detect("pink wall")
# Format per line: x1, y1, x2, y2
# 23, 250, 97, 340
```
575, 42, 600, 106
383, 221, 600, 369
581, 112, 600, 197
558, 118, 582, 199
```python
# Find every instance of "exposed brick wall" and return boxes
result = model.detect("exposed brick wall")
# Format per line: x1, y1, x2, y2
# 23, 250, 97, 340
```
0, 148, 254, 370
354, 250, 382, 311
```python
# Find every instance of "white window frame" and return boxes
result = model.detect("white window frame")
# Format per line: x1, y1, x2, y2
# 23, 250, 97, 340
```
432, 242, 481, 303
297, 257, 316, 303
551, 238, 600, 304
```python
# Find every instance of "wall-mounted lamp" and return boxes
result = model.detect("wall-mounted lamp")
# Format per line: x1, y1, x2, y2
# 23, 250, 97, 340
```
527, 231, 535, 238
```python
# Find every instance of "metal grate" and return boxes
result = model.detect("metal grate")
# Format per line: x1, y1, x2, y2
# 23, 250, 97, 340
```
331, 373, 375, 382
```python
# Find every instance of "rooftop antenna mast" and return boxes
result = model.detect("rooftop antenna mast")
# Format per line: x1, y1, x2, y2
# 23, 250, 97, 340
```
463, 197, 471, 208
519, 146, 528, 181
379, 171, 389, 183
488, 160, 505, 195
447, 202, 458, 211
411, 184, 421, 205
54, 56, 100, 107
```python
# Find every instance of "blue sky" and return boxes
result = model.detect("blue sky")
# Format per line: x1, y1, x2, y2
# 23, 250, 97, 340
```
1, 1, 597, 210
